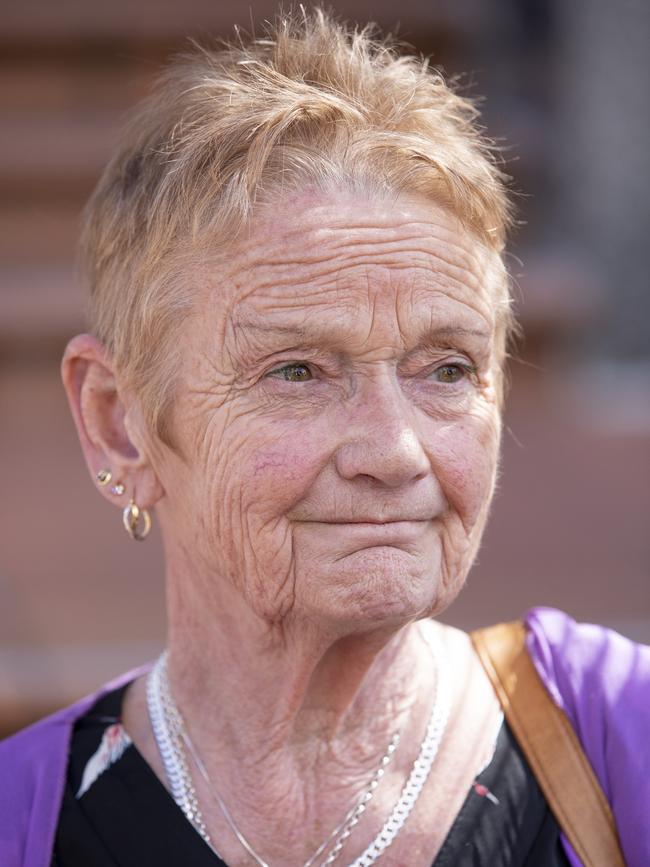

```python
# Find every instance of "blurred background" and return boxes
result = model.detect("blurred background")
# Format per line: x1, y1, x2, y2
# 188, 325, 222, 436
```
1, 0, 648, 737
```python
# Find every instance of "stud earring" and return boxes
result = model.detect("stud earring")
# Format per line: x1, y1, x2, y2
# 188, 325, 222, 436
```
96, 468, 112, 486
110, 482, 126, 496
122, 499, 152, 542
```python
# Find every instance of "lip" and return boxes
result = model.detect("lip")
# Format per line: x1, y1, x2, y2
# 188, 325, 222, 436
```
307, 520, 434, 556
311, 519, 433, 541
313, 518, 433, 525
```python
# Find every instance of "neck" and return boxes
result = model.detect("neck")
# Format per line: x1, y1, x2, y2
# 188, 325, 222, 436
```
166, 566, 430, 762
158, 555, 441, 864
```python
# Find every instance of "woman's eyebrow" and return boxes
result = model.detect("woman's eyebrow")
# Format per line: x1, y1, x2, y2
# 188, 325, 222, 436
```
233, 315, 491, 337
230, 314, 352, 348
419, 326, 492, 344
232, 318, 310, 338
229, 316, 493, 354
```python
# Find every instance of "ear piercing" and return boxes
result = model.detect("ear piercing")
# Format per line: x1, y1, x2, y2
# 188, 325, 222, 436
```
123, 499, 152, 542
96, 468, 152, 540
96, 468, 112, 486
96, 469, 125, 496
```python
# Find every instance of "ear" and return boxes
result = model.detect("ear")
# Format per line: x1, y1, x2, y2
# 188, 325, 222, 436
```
61, 334, 164, 510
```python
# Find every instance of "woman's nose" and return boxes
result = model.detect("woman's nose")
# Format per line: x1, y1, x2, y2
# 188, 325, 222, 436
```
334, 386, 430, 488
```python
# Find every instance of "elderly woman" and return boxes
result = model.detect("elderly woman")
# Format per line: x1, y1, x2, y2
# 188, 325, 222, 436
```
1, 10, 648, 867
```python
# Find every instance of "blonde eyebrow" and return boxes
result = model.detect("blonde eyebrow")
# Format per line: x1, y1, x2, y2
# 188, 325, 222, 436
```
232, 318, 311, 338
233, 318, 490, 339
229, 315, 493, 366
419, 326, 492, 344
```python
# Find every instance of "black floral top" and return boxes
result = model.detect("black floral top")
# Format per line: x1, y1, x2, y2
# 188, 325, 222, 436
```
52, 684, 570, 866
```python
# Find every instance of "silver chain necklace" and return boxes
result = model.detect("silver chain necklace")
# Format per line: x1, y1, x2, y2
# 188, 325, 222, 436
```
183, 707, 400, 867
148, 658, 401, 866
147, 627, 448, 866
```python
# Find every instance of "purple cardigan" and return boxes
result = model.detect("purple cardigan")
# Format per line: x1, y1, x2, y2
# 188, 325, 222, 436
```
1, 608, 649, 866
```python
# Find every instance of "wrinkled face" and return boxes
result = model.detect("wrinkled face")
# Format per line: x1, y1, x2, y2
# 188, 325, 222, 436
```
156, 192, 504, 633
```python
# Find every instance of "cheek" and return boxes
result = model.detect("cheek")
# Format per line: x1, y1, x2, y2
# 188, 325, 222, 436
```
226, 419, 330, 519
249, 442, 322, 513
189, 416, 332, 608
431, 413, 500, 527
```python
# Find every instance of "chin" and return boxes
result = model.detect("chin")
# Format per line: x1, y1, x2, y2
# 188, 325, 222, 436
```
300, 546, 444, 632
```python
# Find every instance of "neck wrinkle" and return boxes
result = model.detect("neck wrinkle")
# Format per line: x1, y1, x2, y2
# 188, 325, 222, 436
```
165, 575, 432, 781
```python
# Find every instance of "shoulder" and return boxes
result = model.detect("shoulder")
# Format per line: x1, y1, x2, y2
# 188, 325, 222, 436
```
523, 607, 650, 734
0, 663, 150, 867
524, 607, 650, 863
0, 703, 85, 867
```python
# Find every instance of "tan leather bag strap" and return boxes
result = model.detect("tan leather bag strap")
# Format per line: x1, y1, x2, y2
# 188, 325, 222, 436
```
471, 621, 626, 867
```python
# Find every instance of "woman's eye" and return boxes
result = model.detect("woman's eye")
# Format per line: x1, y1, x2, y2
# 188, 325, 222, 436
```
431, 363, 471, 384
268, 363, 313, 382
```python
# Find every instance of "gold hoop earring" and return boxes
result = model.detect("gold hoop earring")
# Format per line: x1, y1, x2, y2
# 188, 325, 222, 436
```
122, 499, 152, 542
96, 468, 112, 486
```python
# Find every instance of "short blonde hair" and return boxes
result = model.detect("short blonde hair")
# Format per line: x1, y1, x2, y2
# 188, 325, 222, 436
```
81, 8, 514, 445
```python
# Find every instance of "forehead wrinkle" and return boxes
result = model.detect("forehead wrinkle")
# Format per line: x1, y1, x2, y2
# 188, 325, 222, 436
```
227, 229, 490, 293
239, 285, 350, 318
225, 256, 492, 322
222, 253, 497, 342
230, 284, 494, 357
218, 264, 496, 370
247, 203, 476, 249
425, 292, 495, 333
226, 259, 495, 349
229, 203, 493, 269
214, 202, 503, 346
